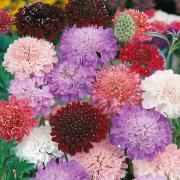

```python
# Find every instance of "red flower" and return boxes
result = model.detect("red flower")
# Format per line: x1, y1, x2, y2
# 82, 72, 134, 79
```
0, 96, 36, 142
65, 0, 111, 27
50, 102, 109, 155
0, 10, 12, 34
119, 43, 164, 77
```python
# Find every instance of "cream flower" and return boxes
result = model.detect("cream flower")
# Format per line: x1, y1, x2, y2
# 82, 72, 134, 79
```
141, 70, 180, 118
15, 124, 62, 167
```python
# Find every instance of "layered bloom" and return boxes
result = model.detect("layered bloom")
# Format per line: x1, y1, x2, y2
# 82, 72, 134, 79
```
110, 105, 172, 160
135, 176, 167, 180
141, 70, 180, 118
50, 102, 109, 155
60, 26, 119, 68
133, 144, 180, 179
15, 2, 65, 41
119, 43, 164, 77
0, 96, 36, 142
0, 10, 12, 34
65, 0, 110, 27
74, 139, 127, 180
35, 158, 89, 180
9, 77, 55, 116
91, 65, 142, 117
45, 61, 96, 102
3, 37, 58, 80
114, 9, 151, 42
16, 125, 62, 167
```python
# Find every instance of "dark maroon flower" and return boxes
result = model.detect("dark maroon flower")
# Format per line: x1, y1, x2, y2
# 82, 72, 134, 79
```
65, 0, 111, 27
15, 2, 65, 41
50, 102, 109, 155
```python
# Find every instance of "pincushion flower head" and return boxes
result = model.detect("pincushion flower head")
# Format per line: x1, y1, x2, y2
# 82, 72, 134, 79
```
16, 125, 62, 167
50, 102, 109, 155
0, 10, 12, 34
91, 65, 142, 117
9, 77, 55, 116
141, 70, 180, 118
35, 158, 89, 180
3, 37, 58, 80
119, 43, 164, 77
45, 61, 96, 102
110, 105, 172, 160
133, 144, 180, 179
60, 26, 119, 68
73, 139, 127, 180
65, 0, 110, 27
15, 2, 65, 41
0, 96, 36, 142
113, 9, 151, 43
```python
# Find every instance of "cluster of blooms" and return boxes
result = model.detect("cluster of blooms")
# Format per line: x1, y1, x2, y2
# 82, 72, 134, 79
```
0, 1, 180, 180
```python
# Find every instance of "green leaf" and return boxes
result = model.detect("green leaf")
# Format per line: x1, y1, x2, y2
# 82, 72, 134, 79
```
144, 32, 170, 47
171, 118, 180, 147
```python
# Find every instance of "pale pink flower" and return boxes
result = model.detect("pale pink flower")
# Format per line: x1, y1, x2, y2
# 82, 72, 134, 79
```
91, 65, 142, 117
133, 144, 180, 180
73, 139, 127, 180
3, 37, 58, 79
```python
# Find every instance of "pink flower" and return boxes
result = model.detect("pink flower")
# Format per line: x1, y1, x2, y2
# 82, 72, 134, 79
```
133, 144, 180, 179
3, 37, 58, 79
73, 139, 127, 180
91, 65, 142, 117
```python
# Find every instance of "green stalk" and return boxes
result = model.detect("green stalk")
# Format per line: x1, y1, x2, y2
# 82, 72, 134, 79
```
64, 153, 68, 162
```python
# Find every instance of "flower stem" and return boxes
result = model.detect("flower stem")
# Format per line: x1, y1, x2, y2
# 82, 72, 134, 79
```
166, 49, 173, 69
64, 152, 68, 162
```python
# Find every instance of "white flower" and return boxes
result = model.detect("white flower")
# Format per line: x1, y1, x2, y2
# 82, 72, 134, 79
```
15, 125, 62, 167
150, 10, 180, 24
141, 70, 180, 118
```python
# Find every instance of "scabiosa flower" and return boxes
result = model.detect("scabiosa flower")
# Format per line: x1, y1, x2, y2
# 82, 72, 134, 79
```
3, 37, 58, 80
60, 26, 119, 68
135, 176, 167, 180
9, 77, 54, 116
91, 65, 142, 117
133, 144, 180, 179
141, 70, 180, 118
74, 139, 127, 180
132, 0, 155, 11
50, 102, 109, 155
119, 43, 164, 77
114, 9, 151, 42
15, 2, 65, 41
35, 158, 89, 180
0, 96, 36, 142
0, 10, 12, 34
45, 61, 96, 102
16, 125, 62, 167
110, 105, 172, 160
65, 0, 110, 27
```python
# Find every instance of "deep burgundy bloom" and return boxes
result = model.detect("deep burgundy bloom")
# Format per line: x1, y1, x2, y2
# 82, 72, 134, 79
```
119, 43, 164, 77
65, 0, 111, 27
50, 102, 109, 155
15, 2, 65, 41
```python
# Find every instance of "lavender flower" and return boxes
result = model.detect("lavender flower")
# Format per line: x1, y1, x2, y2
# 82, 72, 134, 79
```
8, 77, 54, 116
34, 158, 89, 180
110, 105, 172, 160
59, 26, 119, 69
45, 61, 96, 102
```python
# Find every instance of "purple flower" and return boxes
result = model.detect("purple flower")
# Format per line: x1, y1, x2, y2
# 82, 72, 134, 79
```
59, 26, 119, 68
34, 158, 89, 180
110, 105, 172, 160
45, 61, 96, 102
8, 77, 54, 116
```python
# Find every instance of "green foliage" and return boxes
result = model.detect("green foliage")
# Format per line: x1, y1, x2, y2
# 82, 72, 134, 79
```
171, 118, 180, 148
0, 138, 35, 180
